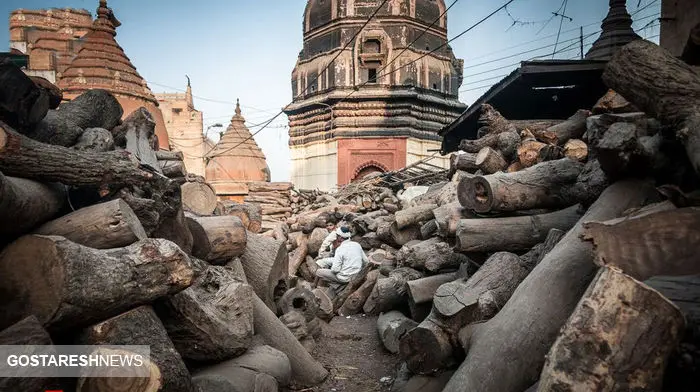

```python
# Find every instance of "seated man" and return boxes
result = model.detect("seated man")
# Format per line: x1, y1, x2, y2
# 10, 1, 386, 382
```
317, 223, 338, 259
315, 227, 368, 287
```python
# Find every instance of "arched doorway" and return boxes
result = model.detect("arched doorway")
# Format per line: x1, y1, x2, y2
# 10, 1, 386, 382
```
352, 161, 387, 182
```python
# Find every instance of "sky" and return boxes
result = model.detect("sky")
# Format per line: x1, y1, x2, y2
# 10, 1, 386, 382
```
1, 0, 661, 181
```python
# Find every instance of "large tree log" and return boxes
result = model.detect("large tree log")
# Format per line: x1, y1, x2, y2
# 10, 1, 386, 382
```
0, 172, 65, 238
399, 252, 529, 374
475, 146, 508, 174
306, 227, 329, 256
338, 269, 380, 316
0, 121, 162, 190
187, 215, 246, 264
160, 159, 186, 178
517, 132, 548, 168
156, 149, 184, 161
154, 265, 253, 362
332, 263, 373, 312
277, 287, 320, 322
396, 237, 470, 273
0, 316, 61, 392
681, 22, 700, 65
406, 273, 457, 322
28, 89, 123, 147
152, 207, 193, 254
378, 310, 418, 354
595, 122, 667, 179
72, 127, 115, 152
0, 59, 49, 130
112, 107, 161, 172
459, 131, 520, 160
455, 205, 581, 252
449, 152, 478, 175
538, 266, 685, 391
433, 202, 473, 237
582, 206, 700, 280
34, 198, 147, 248
363, 267, 423, 315
457, 158, 583, 213
75, 306, 194, 392
235, 232, 289, 312
252, 294, 328, 387
563, 138, 588, 162
537, 109, 591, 146
28, 76, 61, 109
0, 236, 198, 331
441, 180, 658, 392
194, 343, 291, 388
395, 203, 438, 230
181, 181, 217, 216
603, 39, 700, 176
288, 234, 309, 277
216, 201, 263, 233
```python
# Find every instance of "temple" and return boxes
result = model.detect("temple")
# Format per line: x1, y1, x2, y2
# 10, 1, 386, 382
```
285, 0, 467, 191
9, 1, 170, 149
585, 0, 642, 61
156, 78, 206, 176
205, 100, 271, 199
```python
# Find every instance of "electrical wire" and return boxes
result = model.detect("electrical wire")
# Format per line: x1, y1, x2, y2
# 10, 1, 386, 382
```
551, 0, 570, 58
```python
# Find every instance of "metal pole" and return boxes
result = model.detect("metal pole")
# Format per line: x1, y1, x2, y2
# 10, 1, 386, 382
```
580, 26, 584, 59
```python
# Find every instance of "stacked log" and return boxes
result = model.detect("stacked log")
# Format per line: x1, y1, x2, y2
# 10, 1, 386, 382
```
244, 181, 294, 230
0, 69, 325, 390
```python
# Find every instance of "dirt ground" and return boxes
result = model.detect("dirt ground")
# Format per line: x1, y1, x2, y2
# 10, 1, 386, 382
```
301, 314, 400, 392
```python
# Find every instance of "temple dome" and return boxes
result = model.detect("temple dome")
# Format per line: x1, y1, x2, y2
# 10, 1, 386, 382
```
205, 100, 270, 192
304, 0, 446, 33
57, 0, 170, 149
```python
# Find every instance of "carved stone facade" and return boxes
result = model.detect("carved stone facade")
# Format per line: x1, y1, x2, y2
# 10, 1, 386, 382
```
9, 1, 170, 149
156, 80, 206, 176
285, 0, 466, 190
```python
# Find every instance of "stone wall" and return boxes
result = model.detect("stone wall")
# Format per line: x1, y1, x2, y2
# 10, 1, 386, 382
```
156, 91, 206, 176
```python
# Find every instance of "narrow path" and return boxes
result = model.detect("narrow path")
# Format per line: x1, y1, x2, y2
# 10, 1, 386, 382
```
306, 314, 399, 392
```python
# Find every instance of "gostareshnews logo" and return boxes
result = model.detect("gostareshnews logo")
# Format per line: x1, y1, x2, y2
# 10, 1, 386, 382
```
0, 345, 151, 378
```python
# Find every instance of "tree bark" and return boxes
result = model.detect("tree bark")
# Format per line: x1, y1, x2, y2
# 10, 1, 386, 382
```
396, 237, 470, 273
160, 159, 187, 178
539, 109, 591, 146
72, 127, 115, 152
475, 146, 508, 174
407, 273, 457, 322
194, 343, 291, 388
399, 252, 529, 374
582, 206, 700, 280
395, 204, 438, 230
457, 158, 583, 213
288, 234, 309, 277
538, 266, 685, 392
216, 201, 263, 233
0, 236, 198, 331
277, 287, 320, 322
332, 263, 372, 312
455, 205, 581, 252
154, 265, 253, 362
306, 227, 329, 256
75, 306, 194, 392
235, 232, 289, 312
0, 316, 61, 392
0, 121, 160, 190
433, 202, 473, 237
156, 150, 184, 161
449, 152, 478, 175
0, 59, 50, 130
313, 287, 335, 321
378, 311, 418, 354
28, 89, 123, 147
188, 215, 246, 264
459, 131, 520, 161
603, 39, 700, 176
112, 107, 161, 172
338, 269, 380, 316
441, 180, 658, 392
34, 198, 147, 248
595, 122, 666, 179
0, 172, 65, 238
181, 181, 218, 216
420, 219, 438, 239
252, 294, 328, 387
517, 137, 547, 168
390, 222, 422, 247
363, 267, 423, 315
152, 207, 193, 254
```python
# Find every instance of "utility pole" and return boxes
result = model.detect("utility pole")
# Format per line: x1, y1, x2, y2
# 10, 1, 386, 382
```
580, 26, 584, 59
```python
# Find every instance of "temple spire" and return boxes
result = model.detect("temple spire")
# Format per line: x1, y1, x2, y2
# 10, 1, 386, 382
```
235, 98, 242, 116
585, 0, 641, 61
185, 75, 193, 108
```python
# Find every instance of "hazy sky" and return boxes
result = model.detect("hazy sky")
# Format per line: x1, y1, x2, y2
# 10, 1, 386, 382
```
2, 0, 661, 181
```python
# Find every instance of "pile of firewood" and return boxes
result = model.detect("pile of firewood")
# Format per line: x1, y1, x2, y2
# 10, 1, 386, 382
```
268, 39, 700, 392
0, 59, 329, 391
243, 181, 294, 230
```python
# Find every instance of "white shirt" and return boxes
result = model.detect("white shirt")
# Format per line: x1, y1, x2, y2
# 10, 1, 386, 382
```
319, 230, 338, 257
330, 240, 369, 282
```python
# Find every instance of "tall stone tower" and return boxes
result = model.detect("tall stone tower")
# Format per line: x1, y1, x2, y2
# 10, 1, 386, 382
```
285, 0, 466, 191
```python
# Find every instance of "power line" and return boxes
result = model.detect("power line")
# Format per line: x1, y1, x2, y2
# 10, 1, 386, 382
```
150, 81, 279, 115
551, 0, 571, 58
206, 0, 392, 160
